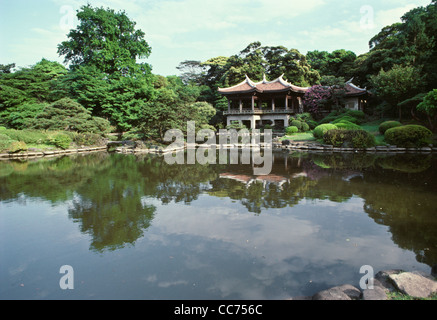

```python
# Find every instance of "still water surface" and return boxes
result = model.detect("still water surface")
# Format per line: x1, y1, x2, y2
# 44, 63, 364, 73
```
0, 151, 436, 299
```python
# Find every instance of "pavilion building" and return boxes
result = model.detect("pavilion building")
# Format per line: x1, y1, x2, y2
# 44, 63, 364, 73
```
218, 74, 308, 130
218, 75, 369, 129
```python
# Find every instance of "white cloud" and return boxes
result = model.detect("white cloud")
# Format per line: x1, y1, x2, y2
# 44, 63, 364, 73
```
374, 4, 419, 29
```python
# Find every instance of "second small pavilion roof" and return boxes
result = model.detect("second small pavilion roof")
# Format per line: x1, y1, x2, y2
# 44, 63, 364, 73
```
218, 74, 309, 95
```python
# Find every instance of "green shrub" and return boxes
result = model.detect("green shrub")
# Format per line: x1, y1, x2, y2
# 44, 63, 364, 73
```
301, 122, 310, 132
0, 126, 6, 131
122, 131, 143, 141
334, 121, 362, 131
319, 115, 339, 124
3, 129, 49, 144
344, 110, 366, 121
9, 141, 28, 153
313, 124, 338, 139
306, 120, 319, 130
379, 121, 403, 134
73, 132, 106, 146
29, 98, 110, 134
52, 133, 72, 150
320, 110, 366, 125
0, 134, 13, 151
290, 120, 303, 131
286, 126, 299, 135
295, 113, 313, 121
0, 133, 10, 141
332, 115, 359, 124
385, 125, 432, 147
324, 129, 376, 148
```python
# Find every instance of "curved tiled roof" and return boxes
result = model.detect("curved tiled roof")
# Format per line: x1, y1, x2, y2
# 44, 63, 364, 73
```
344, 78, 368, 96
218, 74, 309, 95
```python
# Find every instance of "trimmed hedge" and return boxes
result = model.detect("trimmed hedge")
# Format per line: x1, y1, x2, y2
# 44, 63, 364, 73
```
323, 129, 376, 148
344, 110, 366, 120
290, 120, 303, 131
286, 126, 299, 135
332, 115, 359, 124
290, 117, 311, 132
379, 121, 402, 134
334, 120, 362, 131
384, 125, 432, 147
313, 124, 338, 139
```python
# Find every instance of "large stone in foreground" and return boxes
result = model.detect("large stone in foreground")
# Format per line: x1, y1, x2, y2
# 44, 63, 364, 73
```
389, 272, 437, 298
312, 284, 361, 300
362, 286, 388, 300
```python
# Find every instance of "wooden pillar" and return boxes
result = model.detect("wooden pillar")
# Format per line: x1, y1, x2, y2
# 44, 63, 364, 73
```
285, 95, 289, 110
239, 99, 242, 113
298, 97, 303, 113
272, 98, 275, 111
228, 99, 231, 112
251, 95, 255, 111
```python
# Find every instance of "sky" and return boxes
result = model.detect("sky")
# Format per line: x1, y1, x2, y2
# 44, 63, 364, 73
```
0, 0, 433, 76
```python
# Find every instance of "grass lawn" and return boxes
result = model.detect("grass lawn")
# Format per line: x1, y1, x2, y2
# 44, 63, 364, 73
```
280, 132, 316, 142
280, 119, 390, 146
360, 119, 387, 146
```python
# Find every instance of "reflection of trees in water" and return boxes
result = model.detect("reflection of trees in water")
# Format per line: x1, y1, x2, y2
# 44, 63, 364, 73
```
210, 152, 437, 267
310, 153, 437, 268
0, 153, 111, 203
67, 154, 222, 251
0, 152, 436, 265
69, 195, 155, 252
356, 164, 437, 268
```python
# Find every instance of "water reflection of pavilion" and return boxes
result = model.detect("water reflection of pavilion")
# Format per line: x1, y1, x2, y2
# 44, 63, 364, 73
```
219, 172, 290, 188
219, 151, 308, 189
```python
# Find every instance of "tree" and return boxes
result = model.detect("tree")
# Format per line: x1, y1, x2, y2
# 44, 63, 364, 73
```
0, 63, 15, 74
58, 4, 152, 75
56, 5, 155, 132
417, 89, 437, 132
29, 98, 110, 133
306, 49, 356, 79
264, 46, 320, 87
176, 60, 206, 85
358, 1, 437, 90
0, 59, 67, 108
302, 85, 332, 117
0, 59, 68, 127
369, 64, 422, 120
138, 76, 215, 141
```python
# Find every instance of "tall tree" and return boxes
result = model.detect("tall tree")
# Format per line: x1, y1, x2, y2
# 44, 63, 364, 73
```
176, 60, 206, 85
369, 64, 422, 120
306, 49, 356, 79
357, 1, 436, 90
58, 4, 152, 75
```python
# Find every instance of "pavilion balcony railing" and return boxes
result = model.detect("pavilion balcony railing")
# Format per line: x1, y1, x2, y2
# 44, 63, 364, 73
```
223, 109, 296, 116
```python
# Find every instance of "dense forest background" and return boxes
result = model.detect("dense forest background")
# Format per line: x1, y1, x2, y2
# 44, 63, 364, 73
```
1, 1, 436, 141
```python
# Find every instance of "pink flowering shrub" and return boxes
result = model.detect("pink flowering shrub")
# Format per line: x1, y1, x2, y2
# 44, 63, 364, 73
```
302, 85, 331, 116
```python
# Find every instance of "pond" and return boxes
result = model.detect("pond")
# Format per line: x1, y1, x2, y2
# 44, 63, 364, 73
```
0, 150, 436, 300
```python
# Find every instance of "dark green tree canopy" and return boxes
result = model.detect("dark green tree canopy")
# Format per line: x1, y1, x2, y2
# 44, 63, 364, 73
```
201, 42, 320, 89
306, 49, 356, 80
58, 4, 152, 75
30, 98, 110, 133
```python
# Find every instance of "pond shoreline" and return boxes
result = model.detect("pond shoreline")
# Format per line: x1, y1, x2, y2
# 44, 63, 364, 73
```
0, 146, 107, 160
113, 141, 437, 155
293, 268, 437, 300
1, 141, 437, 160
